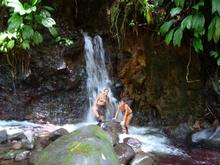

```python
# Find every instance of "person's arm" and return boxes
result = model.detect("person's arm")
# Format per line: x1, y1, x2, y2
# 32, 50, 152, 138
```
114, 107, 120, 119
92, 106, 99, 118
123, 105, 128, 122
92, 96, 100, 118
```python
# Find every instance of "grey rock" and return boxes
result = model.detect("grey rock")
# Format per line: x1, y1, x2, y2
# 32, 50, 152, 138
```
48, 128, 69, 141
8, 132, 26, 141
188, 126, 220, 150
123, 137, 142, 153
32, 125, 120, 165
0, 130, 7, 144
15, 150, 30, 161
114, 143, 135, 165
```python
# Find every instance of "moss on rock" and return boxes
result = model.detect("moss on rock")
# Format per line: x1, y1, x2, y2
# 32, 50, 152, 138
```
32, 125, 120, 165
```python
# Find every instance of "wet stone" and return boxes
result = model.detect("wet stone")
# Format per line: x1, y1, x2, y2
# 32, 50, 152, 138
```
114, 143, 135, 164
8, 132, 27, 141
15, 151, 30, 161
0, 130, 7, 144
48, 128, 69, 141
123, 137, 142, 153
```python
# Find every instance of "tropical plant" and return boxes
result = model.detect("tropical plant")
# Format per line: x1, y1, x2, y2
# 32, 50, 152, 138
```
0, 0, 73, 90
160, 0, 220, 65
109, 0, 160, 48
0, 0, 73, 53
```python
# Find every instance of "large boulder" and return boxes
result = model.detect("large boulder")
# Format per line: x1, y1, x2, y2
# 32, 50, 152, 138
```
32, 125, 120, 165
114, 143, 135, 164
101, 120, 123, 146
188, 126, 220, 150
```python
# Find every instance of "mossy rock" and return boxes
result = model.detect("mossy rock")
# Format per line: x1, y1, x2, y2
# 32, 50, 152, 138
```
32, 125, 120, 165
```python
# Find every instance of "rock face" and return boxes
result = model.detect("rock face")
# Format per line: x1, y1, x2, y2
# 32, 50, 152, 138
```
112, 32, 203, 125
0, 39, 87, 124
188, 126, 220, 150
32, 125, 120, 165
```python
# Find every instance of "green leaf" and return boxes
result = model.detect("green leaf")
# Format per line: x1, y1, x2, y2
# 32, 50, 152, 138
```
212, 0, 220, 15
41, 17, 56, 28
210, 51, 219, 58
191, 13, 205, 31
165, 29, 174, 45
160, 19, 176, 34
174, 0, 185, 8
208, 16, 217, 41
5, 0, 25, 15
22, 25, 34, 39
40, 9, 51, 18
44, 6, 54, 11
192, 1, 204, 10
0, 33, 7, 43
31, 0, 38, 6
192, 37, 203, 52
144, 8, 153, 24
170, 7, 182, 17
34, 14, 43, 24
213, 17, 220, 43
21, 40, 30, 49
217, 58, 220, 66
24, 15, 32, 20
173, 28, 183, 47
181, 15, 192, 30
33, 31, 43, 45
7, 40, 15, 49
48, 27, 58, 37
8, 14, 23, 31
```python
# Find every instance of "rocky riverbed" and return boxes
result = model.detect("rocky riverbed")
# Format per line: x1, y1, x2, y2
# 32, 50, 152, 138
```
0, 120, 220, 165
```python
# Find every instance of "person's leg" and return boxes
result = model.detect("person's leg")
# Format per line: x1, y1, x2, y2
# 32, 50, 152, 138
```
99, 115, 105, 122
125, 114, 133, 134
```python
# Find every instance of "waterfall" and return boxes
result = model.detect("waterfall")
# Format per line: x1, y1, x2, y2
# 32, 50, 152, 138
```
84, 34, 118, 122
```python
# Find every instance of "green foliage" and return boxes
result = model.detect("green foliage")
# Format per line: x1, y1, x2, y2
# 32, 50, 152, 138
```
160, 20, 176, 34
138, 0, 154, 24
109, 0, 161, 47
173, 28, 183, 47
170, 7, 182, 17
160, 0, 220, 65
0, 0, 73, 53
212, 0, 220, 15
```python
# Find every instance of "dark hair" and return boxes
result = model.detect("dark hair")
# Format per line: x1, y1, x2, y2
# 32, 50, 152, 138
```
104, 88, 109, 92
120, 98, 127, 103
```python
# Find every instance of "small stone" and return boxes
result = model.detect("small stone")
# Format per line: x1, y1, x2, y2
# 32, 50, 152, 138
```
15, 151, 30, 161
49, 128, 69, 141
0, 130, 7, 144
3, 150, 20, 160
12, 142, 23, 150
8, 132, 26, 141
22, 139, 34, 150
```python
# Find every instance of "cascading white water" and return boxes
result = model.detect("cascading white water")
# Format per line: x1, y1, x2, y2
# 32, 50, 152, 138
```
84, 34, 118, 122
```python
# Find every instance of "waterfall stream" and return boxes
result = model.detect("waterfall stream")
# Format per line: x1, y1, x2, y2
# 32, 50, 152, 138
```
84, 34, 118, 122
0, 35, 219, 165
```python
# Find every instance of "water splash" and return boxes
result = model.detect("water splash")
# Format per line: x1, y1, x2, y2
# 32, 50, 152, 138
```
84, 34, 118, 122
120, 126, 188, 157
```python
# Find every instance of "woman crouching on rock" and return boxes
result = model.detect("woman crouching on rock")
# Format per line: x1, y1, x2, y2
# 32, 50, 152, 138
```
113, 99, 133, 134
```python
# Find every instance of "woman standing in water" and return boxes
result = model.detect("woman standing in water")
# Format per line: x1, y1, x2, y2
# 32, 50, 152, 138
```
92, 89, 110, 124
114, 99, 133, 134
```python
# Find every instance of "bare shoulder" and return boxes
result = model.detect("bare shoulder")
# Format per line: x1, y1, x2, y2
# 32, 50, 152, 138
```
126, 104, 132, 112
